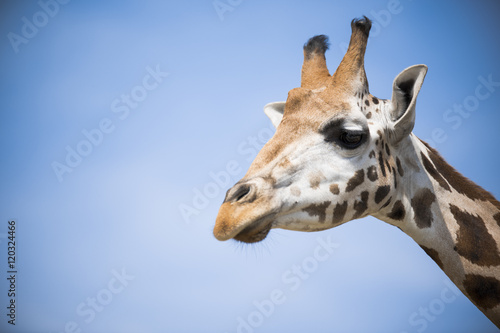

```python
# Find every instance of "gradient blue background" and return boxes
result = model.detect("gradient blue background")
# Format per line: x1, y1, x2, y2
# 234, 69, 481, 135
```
1, 1, 500, 332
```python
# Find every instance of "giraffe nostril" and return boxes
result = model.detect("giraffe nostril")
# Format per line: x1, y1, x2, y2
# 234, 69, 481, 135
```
234, 184, 252, 202
226, 183, 255, 203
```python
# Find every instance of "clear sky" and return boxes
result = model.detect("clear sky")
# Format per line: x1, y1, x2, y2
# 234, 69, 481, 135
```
1, 1, 500, 332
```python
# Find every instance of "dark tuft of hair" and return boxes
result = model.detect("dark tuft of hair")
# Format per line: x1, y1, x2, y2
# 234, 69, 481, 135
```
303, 35, 329, 59
351, 16, 372, 35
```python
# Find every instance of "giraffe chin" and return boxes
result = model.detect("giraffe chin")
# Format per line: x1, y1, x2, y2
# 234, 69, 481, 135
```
233, 215, 275, 244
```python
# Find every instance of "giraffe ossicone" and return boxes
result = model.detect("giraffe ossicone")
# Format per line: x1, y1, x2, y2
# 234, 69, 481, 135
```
213, 16, 500, 327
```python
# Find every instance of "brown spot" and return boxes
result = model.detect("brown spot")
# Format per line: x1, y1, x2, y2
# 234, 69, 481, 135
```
463, 274, 500, 310
329, 184, 339, 195
420, 245, 444, 270
291, 187, 301, 197
450, 204, 500, 267
346, 169, 365, 192
421, 152, 451, 192
495, 212, 500, 228
372, 96, 379, 104
387, 200, 405, 220
309, 172, 325, 189
396, 157, 404, 177
369, 150, 376, 159
366, 112, 372, 119
385, 143, 390, 156
303, 201, 331, 223
278, 157, 291, 168
422, 141, 500, 210
364, 99, 370, 106
378, 152, 386, 177
367, 166, 378, 182
332, 201, 348, 224
411, 188, 436, 228
375, 185, 390, 204
353, 191, 369, 219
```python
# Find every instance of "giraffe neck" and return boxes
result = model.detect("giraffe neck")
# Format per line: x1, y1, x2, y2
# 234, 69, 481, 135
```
374, 134, 500, 326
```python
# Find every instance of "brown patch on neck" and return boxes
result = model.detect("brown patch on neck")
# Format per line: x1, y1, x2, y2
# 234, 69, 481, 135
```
346, 169, 365, 192
450, 204, 500, 267
332, 201, 348, 224
303, 201, 331, 223
374, 185, 390, 204
411, 188, 436, 228
421, 140, 500, 210
353, 191, 369, 219
387, 200, 405, 220
463, 274, 500, 310
420, 245, 444, 270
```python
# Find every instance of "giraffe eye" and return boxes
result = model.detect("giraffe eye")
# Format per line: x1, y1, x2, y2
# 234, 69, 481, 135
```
339, 131, 364, 149
320, 119, 368, 150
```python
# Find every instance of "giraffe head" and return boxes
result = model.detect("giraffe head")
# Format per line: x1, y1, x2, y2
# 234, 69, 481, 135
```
214, 17, 427, 243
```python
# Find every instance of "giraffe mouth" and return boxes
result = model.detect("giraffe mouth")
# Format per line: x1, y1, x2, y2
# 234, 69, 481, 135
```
233, 214, 276, 243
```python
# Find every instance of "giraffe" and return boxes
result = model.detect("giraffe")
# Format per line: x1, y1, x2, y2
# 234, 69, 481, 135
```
213, 17, 500, 327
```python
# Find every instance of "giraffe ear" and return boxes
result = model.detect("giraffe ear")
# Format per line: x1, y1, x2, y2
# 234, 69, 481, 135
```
389, 64, 428, 143
263, 101, 286, 128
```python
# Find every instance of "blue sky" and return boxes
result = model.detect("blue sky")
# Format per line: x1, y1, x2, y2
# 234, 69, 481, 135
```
1, 1, 500, 332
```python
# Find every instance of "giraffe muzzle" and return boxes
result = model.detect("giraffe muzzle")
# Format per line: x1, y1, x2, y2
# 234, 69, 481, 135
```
213, 181, 277, 243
